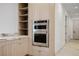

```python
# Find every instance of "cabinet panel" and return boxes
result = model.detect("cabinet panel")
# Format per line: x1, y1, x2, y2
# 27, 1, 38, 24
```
32, 46, 49, 56
29, 4, 50, 20
39, 49, 49, 56
3, 44, 12, 56
0, 40, 8, 56
39, 4, 50, 20
29, 4, 40, 20
11, 43, 23, 56
0, 46, 3, 56
29, 4, 55, 56
12, 38, 28, 56
3, 41, 15, 56
2, 37, 28, 56
32, 49, 39, 56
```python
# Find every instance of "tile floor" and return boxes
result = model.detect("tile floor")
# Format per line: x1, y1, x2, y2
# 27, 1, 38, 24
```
56, 40, 79, 56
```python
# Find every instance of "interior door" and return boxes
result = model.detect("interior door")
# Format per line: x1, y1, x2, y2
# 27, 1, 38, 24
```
73, 20, 79, 40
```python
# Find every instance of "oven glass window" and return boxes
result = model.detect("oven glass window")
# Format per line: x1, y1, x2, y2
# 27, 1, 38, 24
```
34, 34, 46, 43
34, 25, 46, 29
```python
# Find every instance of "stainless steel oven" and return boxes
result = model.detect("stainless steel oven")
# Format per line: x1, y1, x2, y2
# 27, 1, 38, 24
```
33, 20, 49, 47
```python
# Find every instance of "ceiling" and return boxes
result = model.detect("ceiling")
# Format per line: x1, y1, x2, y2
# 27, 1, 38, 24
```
62, 3, 79, 18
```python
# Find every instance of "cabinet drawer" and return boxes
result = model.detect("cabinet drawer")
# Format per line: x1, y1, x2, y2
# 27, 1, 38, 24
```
32, 46, 49, 56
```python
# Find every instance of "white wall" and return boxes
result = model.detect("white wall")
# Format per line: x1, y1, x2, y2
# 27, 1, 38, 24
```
55, 3, 69, 54
55, 3, 73, 54
55, 3, 65, 54
0, 3, 18, 34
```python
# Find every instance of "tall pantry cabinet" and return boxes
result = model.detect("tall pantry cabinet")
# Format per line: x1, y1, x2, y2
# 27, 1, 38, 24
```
28, 3, 55, 56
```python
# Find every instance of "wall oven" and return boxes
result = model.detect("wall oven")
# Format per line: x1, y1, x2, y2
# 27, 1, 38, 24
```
33, 20, 49, 47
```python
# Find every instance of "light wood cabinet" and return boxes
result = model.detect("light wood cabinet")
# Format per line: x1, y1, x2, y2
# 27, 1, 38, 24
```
3, 42, 13, 56
0, 40, 8, 56
28, 4, 50, 56
0, 46, 3, 56
39, 4, 50, 20
12, 37, 28, 56
32, 46, 49, 56
0, 37, 28, 56
11, 41, 24, 56
29, 3, 55, 56
29, 4, 50, 20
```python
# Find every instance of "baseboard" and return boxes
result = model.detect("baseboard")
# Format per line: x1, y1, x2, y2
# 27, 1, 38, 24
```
25, 54, 32, 56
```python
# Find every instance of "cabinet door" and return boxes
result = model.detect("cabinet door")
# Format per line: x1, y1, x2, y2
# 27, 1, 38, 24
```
39, 4, 50, 20
11, 42, 22, 56
22, 38, 29, 55
13, 42, 28, 56
0, 46, 3, 56
3, 37, 28, 56
39, 49, 49, 56
29, 4, 50, 20
32, 46, 49, 56
29, 4, 40, 20
32, 46, 40, 56
2, 40, 17, 56
12, 38, 28, 56
18, 37, 28, 56
0, 40, 8, 56
3, 41, 14, 56
3, 44, 13, 56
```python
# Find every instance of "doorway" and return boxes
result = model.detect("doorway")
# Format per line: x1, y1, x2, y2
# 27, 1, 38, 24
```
73, 20, 79, 40
65, 16, 68, 43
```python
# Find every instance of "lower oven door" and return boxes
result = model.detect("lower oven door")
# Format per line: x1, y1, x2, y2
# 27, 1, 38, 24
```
33, 32, 48, 47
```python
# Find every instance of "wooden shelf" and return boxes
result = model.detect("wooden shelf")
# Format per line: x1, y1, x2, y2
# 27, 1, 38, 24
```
19, 14, 28, 16
19, 9, 28, 15
19, 3, 28, 8
19, 28, 28, 30
19, 7, 28, 10
19, 30, 28, 35
19, 20, 28, 22
19, 3, 28, 35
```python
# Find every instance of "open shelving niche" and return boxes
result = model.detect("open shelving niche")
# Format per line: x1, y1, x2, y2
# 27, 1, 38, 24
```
19, 3, 28, 35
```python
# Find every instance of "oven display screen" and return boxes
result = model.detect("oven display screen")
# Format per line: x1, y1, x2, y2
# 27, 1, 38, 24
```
34, 25, 46, 29
34, 34, 46, 43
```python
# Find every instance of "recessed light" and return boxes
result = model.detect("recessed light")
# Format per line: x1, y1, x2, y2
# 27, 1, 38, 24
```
75, 6, 78, 9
